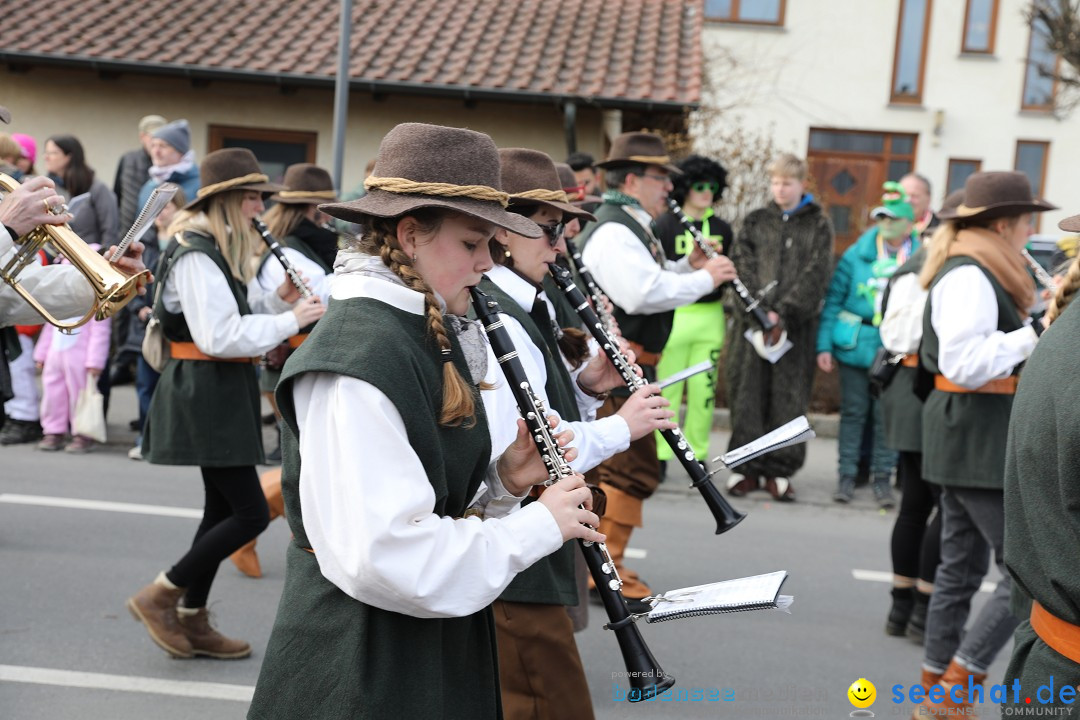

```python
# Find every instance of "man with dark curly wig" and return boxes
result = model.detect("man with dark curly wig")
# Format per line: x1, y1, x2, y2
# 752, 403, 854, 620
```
653, 155, 733, 473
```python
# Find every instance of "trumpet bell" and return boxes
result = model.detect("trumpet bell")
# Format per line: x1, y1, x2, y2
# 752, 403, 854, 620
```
1, 173, 150, 331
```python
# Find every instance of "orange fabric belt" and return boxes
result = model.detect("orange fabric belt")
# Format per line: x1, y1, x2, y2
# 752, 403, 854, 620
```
1031, 601, 1080, 664
627, 341, 661, 368
934, 374, 1017, 395
170, 341, 258, 364
287, 333, 309, 349
900, 354, 919, 368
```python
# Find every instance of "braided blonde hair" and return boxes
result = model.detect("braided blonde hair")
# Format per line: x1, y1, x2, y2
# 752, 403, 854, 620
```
1047, 255, 1080, 325
360, 210, 481, 427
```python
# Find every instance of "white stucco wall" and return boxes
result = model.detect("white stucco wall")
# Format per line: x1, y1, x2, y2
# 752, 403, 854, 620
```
2, 66, 606, 195
699, 0, 1078, 231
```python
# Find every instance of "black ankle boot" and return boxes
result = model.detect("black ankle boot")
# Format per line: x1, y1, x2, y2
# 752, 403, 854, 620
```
886, 587, 915, 636
906, 590, 930, 643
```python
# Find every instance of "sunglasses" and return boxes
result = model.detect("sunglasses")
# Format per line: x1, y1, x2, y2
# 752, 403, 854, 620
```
691, 181, 721, 194
538, 222, 566, 247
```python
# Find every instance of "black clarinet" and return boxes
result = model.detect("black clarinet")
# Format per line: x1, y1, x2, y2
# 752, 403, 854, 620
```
548, 262, 746, 535
253, 219, 314, 301
666, 198, 775, 333
469, 285, 674, 703
566, 249, 619, 338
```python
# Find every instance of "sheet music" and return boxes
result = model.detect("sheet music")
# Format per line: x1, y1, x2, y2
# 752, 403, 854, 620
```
645, 570, 791, 623
109, 182, 179, 262
715, 416, 815, 469
657, 359, 714, 390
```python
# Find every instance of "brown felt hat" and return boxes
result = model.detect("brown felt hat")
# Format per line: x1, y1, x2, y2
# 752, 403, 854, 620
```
270, 163, 337, 205
500, 149, 596, 223
1059, 213, 1080, 232
185, 148, 286, 210
320, 123, 541, 238
0, 105, 10, 124
939, 188, 965, 217
555, 162, 602, 206
595, 132, 682, 175
937, 171, 1056, 223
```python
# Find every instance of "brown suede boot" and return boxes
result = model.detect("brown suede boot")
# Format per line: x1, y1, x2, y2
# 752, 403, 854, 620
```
919, 667, 943, 694
126, 575, 193, 658
229, 469, 284, 578
591, 484, 651, 603
912, 659, 985, 718
178, 608, 252, 659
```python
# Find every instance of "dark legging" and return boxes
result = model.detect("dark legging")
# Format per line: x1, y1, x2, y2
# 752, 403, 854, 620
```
890, 451, 941, 583
166, 466, 269, 608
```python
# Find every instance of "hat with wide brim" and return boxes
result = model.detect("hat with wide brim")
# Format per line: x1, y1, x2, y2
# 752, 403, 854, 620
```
500, 149, 596, 223
937, 171, 1056, 223
270, 163, 338, 205
595, 132, 682, 175
1059, 214, 1080, 233
185, 148, 285, 210
555, 162, 602, 207
319, 123, 541, 238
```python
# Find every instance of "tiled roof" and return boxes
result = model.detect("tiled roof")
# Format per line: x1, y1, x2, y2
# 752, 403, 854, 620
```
0, 0, 703, 109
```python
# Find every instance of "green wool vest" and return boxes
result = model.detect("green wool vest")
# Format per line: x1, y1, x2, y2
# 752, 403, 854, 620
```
920, 256, 1023, 488
576, 203, 675, 354
476, 276, 579, 607
142, 231, 264, 467
249, 295, 501, 720
879, 249, 927, 453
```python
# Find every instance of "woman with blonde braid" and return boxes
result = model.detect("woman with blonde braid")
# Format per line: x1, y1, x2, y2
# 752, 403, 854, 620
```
909, 172, 1054, 718
127, 149, 326, 661
248, 124, 603, 719
1002, 212, 1080, 711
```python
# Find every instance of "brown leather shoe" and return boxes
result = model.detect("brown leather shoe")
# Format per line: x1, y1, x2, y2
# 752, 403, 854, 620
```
126, 580, 193, 658
37, 434, 66, 452
765, 477, 796, 502
178, 608, 252, 659
726, 474, 759, 497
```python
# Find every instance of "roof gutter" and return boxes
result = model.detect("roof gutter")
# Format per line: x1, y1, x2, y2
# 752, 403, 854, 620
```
0, 52, 698, 113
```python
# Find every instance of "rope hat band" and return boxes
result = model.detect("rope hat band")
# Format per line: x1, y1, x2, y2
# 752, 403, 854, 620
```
512, 188, 570, 203
364, 175, 510, 207
276, 189, 338, 199
196, 172, 270, 198
627, 155, 673, 165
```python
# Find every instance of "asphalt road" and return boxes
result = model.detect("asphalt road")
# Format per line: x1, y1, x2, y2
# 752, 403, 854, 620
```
1, 386, 1011, 719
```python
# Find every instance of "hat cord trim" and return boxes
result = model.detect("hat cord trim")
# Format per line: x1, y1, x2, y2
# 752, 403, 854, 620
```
365, 175, 509, 207
196, 172, 270, 198
277, 189, 337, 199
512, 188, 569, 203
627, 154, 672, 164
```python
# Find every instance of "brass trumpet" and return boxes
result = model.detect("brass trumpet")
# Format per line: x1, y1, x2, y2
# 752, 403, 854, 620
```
0, 173, 150, 331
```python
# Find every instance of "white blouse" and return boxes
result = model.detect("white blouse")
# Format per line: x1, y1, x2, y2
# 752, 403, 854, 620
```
254, 246, 333, 306
295, 273, 563, 618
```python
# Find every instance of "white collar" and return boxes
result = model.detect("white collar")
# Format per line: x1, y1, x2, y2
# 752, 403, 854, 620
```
330, 274, 425, 316
486, 265, 539, 313
622, 205, 656, 234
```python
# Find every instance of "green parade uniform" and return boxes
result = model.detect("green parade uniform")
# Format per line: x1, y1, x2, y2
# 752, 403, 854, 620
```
880, 249, 927, 454
143, 231, 264, 467
249, 292, 500, 719
1003, 299, 1080, 707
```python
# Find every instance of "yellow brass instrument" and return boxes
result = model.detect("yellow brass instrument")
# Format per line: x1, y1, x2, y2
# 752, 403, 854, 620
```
0, 173, 150, 331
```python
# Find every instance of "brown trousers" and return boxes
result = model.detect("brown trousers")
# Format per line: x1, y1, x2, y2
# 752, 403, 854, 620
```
494, 600, 595, 720
594, 395, 661, 500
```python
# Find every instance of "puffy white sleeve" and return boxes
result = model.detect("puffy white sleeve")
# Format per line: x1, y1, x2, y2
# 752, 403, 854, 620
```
879, 273, 927, 355
0, 226, 96, 326
294, 372, 564, 618
256, 247, 333, 305
162, 251, 298, 357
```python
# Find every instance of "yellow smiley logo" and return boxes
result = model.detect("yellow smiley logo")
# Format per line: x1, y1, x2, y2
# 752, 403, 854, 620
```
847, 678, 876, 708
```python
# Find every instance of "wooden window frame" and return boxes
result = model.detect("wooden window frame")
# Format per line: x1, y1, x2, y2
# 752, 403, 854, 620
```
807, 128, 919, 169
1020, 21, 1061, 112
961, 0, 999, 54
704, 0, 786, 26
945, 158, 982, 194
207, 125, 317, 161
890, 0, 934, 105
1014, 140, 1050, 231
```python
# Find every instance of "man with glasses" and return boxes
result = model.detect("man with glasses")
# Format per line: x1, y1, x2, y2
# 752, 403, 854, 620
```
576, 132, 735, 609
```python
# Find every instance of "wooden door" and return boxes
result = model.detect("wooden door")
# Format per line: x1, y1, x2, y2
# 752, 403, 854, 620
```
809, 155, 886, 254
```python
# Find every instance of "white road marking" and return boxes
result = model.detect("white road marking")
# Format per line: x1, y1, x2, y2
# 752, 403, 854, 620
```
852, 568, 996, 594
0, 664, 253, 702
624, 548, 647, 559
0, 494, 201, 519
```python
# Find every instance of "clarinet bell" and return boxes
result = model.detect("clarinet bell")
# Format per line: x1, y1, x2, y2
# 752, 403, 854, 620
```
697, 477, 746, 535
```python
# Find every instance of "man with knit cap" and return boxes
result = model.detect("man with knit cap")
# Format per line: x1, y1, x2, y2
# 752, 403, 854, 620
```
137, 120, 200, 213
575, 132, 737, 608
114, 115, 166, 233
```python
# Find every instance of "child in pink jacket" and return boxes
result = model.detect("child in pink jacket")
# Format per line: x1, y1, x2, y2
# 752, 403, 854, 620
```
33, 251, 112, 453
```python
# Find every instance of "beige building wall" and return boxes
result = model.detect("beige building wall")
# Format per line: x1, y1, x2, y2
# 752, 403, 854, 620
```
698, 0, 1078, 231
2, 66, 605, 194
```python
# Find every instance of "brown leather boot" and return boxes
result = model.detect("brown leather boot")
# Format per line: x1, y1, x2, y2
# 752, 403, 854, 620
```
178, 608, 252, 659
919, 667, 943, 694
229, 469, 284, 578
912, 659, 985, 718
126, 577, 193, 658
591, 484, 651, 604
